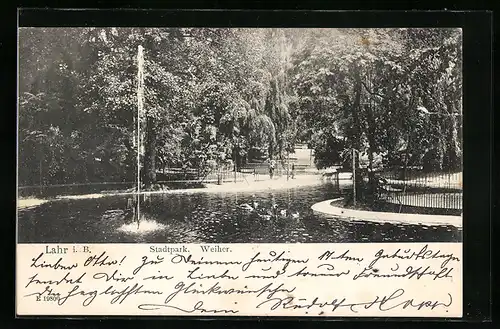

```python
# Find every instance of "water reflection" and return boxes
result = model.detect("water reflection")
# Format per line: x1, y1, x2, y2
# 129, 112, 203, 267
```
18, 183, 462, 243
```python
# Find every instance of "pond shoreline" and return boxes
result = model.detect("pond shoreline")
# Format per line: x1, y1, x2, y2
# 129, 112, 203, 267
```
311, 198, 462, 228
18, 175, 340, 210
17, 198, 50, 210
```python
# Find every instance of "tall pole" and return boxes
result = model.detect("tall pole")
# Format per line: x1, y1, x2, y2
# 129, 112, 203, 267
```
287, 151, 290, 181
352, 148, 356, 206
136, 45, 144, 223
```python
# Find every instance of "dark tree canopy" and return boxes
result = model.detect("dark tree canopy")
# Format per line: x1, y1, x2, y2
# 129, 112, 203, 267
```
18, 28, 462, 188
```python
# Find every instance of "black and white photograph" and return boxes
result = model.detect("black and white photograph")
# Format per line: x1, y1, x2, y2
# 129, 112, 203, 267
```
17, 27, 463, 244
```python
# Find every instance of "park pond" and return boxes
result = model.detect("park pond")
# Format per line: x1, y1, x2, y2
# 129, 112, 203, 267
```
18, 182, 462, 243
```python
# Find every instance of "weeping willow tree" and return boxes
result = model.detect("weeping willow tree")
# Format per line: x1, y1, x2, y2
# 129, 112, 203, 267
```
197, 28, 298, 167
261, 29, 295, 160
224, 28, 297, 164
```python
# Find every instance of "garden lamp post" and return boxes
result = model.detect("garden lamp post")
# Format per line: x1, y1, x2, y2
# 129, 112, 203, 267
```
233, 139, 239, 183
352, 148, 360, 206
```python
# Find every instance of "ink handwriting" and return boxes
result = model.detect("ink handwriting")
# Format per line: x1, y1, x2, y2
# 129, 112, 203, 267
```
20, 244, 460, 316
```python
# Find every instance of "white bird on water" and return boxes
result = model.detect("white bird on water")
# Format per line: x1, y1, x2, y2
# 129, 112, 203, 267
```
291, 212, 300, 219
239, 203, 254, 211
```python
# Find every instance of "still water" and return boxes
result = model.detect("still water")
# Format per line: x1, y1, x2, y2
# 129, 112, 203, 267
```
18, 183, 462, 243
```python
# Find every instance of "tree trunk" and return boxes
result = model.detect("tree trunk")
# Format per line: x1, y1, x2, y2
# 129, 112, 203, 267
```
403, 132, 411, 180
233, 146, 239, 171
123, 138, 135, 182
362, 69, 378, 192
444, 98, 462, 171
143, 116, 157, 188
268, 141, 274, 160
450, 114, 461, 169
437, 123, 445, 171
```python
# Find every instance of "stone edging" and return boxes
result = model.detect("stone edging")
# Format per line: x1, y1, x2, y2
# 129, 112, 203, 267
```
311, 198, 462, 228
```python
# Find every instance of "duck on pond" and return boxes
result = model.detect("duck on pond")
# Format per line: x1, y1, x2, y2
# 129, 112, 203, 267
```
238, 199, 299, 221
239, 194, 260, 212
239, 203, 254, 211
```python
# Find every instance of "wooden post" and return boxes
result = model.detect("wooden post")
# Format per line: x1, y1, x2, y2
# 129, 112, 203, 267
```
352, 148, 356, 206
39, 158, 42, 195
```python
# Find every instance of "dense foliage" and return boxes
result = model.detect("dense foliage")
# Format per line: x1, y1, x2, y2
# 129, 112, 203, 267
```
18, 28, 462, 187
291, 28, 462, 172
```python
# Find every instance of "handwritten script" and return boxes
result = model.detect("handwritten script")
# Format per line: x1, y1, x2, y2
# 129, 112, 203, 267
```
16, 243, 462, 317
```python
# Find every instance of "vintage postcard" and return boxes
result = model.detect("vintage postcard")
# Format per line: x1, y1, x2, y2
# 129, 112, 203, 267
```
16, 26, 463, 317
